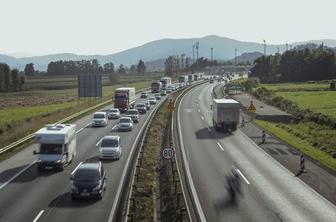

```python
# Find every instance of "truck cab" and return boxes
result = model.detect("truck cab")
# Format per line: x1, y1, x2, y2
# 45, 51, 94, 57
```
34, 124, 76, 171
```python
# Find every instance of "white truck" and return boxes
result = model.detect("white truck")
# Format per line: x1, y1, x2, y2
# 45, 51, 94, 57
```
160, 77, 172, 90
212, 99, 240, 131
33, 124, 77, 171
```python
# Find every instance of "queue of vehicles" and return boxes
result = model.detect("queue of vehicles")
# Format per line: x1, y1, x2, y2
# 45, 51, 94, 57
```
33, 86, 169, 200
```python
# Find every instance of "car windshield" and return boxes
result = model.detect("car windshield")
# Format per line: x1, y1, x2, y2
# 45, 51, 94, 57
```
94, 114, 105, 119
120, 118, 131, 123
74, 169, 100, 181
149, 97, 155, 100
126, 110, 138, 115
101, 139, 119, 147
40, 144, 63, 154
109, 109, 118, 113
137, 104, 145, 108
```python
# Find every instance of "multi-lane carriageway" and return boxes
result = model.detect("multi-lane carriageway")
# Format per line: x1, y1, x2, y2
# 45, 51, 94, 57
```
176, 82, 336, 222
0, 90, 167, 222
1, 81, 336, 222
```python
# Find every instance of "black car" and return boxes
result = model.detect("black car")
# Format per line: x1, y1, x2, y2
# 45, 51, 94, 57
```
160, 91, 166, 96
71, 161, 106, 199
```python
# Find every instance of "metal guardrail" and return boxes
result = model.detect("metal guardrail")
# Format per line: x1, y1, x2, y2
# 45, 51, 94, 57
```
0, 88, 150, 155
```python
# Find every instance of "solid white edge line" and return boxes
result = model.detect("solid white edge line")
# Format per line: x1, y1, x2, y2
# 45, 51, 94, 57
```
32, 210, 44, 222
108, 99, 162, 222
0, 160, 37, 190
71, 162, 83, 175
236, 169, 250, 185
216, 142, 224, 151
178, 89, 207, 222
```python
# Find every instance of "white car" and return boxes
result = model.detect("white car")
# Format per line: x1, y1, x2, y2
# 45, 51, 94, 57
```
99, 135, 122, 160
148, 97, 156, 105
118, 117, 133, 131
107, 108, 120, 119
92, 112, 108, 127
125, 109, 139, 123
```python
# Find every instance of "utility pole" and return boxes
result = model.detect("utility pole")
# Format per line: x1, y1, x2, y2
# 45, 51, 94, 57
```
263, 40, 266, 55
210, 47, 213, 75
196, 42, 199, 71
286, 43, 288, 51
181, 53, 185, 74
193, 45, 195, 62
235, 48, 238, 74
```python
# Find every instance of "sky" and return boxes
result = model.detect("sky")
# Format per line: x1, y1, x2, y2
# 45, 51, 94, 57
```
0, 0, 335, 57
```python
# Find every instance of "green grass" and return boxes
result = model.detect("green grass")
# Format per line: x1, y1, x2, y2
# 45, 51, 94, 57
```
255, 119, 336, 172
0, 101, 78, 126
275, 91, 336, 119
260, 82, 330, 92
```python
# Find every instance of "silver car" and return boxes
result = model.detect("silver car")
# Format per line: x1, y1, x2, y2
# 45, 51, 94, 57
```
99, 135, 122, 160
107, 108, 120, 119
125, 109, 139, 123
92, 112, 108, 127
118, 117, 133, 131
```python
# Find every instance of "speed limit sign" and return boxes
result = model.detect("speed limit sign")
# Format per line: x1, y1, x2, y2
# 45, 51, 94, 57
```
161, 147, 175, 159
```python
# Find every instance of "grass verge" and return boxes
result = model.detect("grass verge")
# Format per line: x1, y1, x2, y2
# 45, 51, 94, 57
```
255, 119, 336, 172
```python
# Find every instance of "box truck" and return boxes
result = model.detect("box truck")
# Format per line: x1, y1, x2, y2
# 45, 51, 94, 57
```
160, 77, 172, 90
151, 81, 162, 93
114, 87, 136, 112
34, 124, 76, 171
178, 75, 188, 83
212, 99, 240, 131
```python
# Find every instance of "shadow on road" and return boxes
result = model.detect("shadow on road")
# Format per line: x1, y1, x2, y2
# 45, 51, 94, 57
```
49, 192, 99, 208
195, 127, 233, 140
213, 195, 239, 214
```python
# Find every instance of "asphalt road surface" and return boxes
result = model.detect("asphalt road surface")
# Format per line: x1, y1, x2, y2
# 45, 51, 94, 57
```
0, 91, 167, 222
177, 82, 336, 222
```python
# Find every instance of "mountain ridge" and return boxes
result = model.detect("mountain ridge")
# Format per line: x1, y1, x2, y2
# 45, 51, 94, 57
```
1, 35, 336, 71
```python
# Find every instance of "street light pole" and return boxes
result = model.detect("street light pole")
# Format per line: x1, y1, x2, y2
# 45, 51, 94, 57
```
263, 40, 266, 55
210, 47, 213, 75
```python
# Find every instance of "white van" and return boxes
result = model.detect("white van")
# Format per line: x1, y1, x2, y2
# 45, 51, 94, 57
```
33, 124, 76, 171
98, 135, 122, 160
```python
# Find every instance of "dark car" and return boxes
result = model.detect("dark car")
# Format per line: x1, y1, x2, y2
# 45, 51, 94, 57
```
160, 91, 166, 96
155, 94, 161, 100
71, 161, 106, 200
140, 92, 148, 98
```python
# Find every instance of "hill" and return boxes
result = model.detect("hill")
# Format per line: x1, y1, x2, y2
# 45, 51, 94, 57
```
1, 35, 336, 71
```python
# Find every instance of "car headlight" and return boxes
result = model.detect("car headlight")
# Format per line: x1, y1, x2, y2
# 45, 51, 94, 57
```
92, 181, 102, 192
71, 184, 78, 192
56, 159, 61, 163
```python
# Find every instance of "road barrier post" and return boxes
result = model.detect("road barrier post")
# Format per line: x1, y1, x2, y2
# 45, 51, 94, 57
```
261, 130, 266, 144
241, 116, 245, 127
300, 154, 306, 173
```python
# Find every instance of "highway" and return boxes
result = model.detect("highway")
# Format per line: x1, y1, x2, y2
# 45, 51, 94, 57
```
177, 82, 336, 222
0, 90, 166, 222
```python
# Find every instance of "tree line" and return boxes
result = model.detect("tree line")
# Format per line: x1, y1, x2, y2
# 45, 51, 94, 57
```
250, 44, 336, 83
0, 63, 25, 92
47, 59, 146, 75
164, 55, 218, 77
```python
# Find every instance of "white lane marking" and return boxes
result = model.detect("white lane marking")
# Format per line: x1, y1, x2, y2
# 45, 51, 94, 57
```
96, 137, 104, 146
0, 160, 37, 190
76, 128, 84, 134
71, 162, 83, 175
177, 89, 207, 222
207, 126, 211, 132
217, 142, 224, 151
237, 169, 250, 185
201, 116, 204, 120
76, 122, 92, 134
198, 109, 200, 112
32, 210, 44, 222
111, 125, 117, 130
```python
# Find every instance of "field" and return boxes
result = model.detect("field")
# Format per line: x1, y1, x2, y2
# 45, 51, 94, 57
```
275, 91, 336, 119
253, 81, 336, 171
260, 82, 330, 92
0, 73, 161, 148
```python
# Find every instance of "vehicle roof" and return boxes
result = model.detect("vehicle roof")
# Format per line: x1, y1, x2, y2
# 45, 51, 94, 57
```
109, 108, 119, 111
102, 135, 120, 140
94, 112, 106, 115
120, 116, 132, 120
78, 162, 101, 170
36, 124, 75, 135
213, 99, 239, 104
127, 109, 138, 111
116, 87, 135, 91
149, 97, 156, 99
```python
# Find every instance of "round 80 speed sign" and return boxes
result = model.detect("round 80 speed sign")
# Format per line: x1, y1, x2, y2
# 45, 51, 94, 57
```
161, 147, 175, 159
